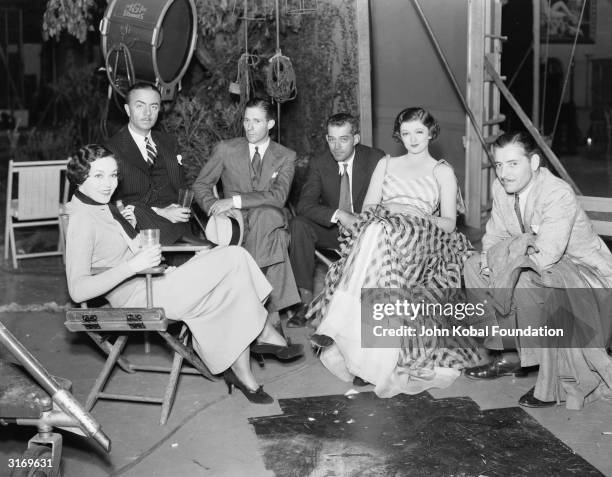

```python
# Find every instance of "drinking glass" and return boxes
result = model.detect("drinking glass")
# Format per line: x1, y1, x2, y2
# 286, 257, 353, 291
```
178, 188, 195, 208
140, 229, 160, 247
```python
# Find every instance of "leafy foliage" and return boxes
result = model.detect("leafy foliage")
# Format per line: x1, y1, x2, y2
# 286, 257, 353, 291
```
42, 0, 100, 43
49, 62, 108, 145
162, 94, 242, 184
13, 123, 77, 162
14, 63, 107, 162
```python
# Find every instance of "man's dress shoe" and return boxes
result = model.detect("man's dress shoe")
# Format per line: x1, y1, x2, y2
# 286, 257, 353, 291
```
250, 342, 304, 360
287, 304, 308, 328
518, 386, 556, 408
464, 357, 529, 379
352, 376, 371, 387
310, 333, 334, 349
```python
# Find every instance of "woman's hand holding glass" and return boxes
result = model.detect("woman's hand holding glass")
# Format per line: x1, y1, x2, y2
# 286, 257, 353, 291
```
128, 244, 162, 273
128, 229, 162, 273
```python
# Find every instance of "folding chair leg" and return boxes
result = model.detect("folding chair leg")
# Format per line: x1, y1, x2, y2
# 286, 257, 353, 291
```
315, 249, 333, 268
3, 221, 8, 260
159, 326, 188, 425
9, 226, 17, 269
86, 331, 135, 373
144, 331, 151, 354
85, 334, 129, 411
157, 330, 215, 381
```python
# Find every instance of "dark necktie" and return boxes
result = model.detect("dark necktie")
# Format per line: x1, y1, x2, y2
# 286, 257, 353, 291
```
145, 137, 157, 166
514, 193, 526, 233
252, 146, 262, 180
338, 162, 351, 212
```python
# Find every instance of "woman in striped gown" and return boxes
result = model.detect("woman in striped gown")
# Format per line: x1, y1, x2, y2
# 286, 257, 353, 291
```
309, 107, 480, 397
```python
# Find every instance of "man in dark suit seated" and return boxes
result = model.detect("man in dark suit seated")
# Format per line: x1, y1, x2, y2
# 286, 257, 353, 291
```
192, 97, 300, 324
105, 82, 205, 246
287, 113, 386, 327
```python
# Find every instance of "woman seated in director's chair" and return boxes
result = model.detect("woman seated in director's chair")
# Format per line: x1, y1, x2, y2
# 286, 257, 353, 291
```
64, 145, 303, 404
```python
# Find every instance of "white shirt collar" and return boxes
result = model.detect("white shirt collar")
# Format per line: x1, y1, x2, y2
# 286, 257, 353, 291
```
516, 178, 535, 217
336, 150, 356, 175
128, 124, 155, 162
249, 138, 270, 161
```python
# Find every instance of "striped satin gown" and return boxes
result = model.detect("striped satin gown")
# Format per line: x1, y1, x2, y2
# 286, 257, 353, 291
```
309, 160, 480, 397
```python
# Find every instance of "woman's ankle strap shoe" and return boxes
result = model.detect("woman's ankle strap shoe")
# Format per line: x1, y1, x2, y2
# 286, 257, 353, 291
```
223, 368, 274, 404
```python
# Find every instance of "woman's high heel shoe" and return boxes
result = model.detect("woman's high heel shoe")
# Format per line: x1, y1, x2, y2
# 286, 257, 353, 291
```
250, 342, 304, 360
223, 368, 274, 404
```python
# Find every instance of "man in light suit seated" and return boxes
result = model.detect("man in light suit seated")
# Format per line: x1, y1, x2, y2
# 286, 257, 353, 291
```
192, 97, 300, 323
463, 131, 612, 408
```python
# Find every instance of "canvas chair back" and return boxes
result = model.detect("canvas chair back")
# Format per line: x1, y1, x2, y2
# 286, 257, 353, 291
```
15, 164, 64, 220
5, 159, 70, 268
9, 160, 68, 220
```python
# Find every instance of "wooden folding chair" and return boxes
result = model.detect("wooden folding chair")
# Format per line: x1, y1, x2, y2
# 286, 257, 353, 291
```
4, 159, 69, 268
64, 267, 215, 425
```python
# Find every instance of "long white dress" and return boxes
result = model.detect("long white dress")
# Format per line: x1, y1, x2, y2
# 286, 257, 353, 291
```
310, 161, 479, 397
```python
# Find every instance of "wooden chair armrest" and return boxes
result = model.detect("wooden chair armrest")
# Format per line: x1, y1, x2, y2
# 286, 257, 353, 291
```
90, 266, 166, 275
161, 244, 212, 253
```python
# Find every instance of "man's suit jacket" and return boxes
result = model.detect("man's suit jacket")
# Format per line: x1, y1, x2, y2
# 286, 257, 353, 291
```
483, 167, 612, 284
192, 137, 296, 213
105, 126, 188, 244
105, 126, 186, 206
297, 143, 385, 227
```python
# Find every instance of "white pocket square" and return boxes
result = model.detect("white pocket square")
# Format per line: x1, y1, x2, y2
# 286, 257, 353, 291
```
531, 224, 540, 234
271, 171, 279, 179
177, 154, 183, 165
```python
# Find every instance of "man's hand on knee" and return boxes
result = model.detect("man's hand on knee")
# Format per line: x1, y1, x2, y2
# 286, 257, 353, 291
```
209, 198, 235, 216
336, 210, 359, 229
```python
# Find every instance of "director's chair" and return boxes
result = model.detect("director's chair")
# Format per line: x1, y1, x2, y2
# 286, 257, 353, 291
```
64, 266, 215, 425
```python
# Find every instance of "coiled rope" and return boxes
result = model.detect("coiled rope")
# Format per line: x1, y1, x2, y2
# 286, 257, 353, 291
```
266, 50, 297, 103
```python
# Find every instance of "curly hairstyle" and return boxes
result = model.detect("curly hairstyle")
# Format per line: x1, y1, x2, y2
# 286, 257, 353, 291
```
392, 107, 440, 143
67, 144, 115, 186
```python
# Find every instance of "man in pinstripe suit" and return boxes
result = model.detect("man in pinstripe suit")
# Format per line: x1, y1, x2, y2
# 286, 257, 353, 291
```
105, 82, 202, 245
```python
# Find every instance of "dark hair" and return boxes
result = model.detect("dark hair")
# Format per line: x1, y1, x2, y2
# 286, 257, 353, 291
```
125, 81, 161, 103
492, 131, 541, 158
67, 144, 115, 186
326, 112, 359, 135
392, 107, 440, 143
244, 96, 275, 121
